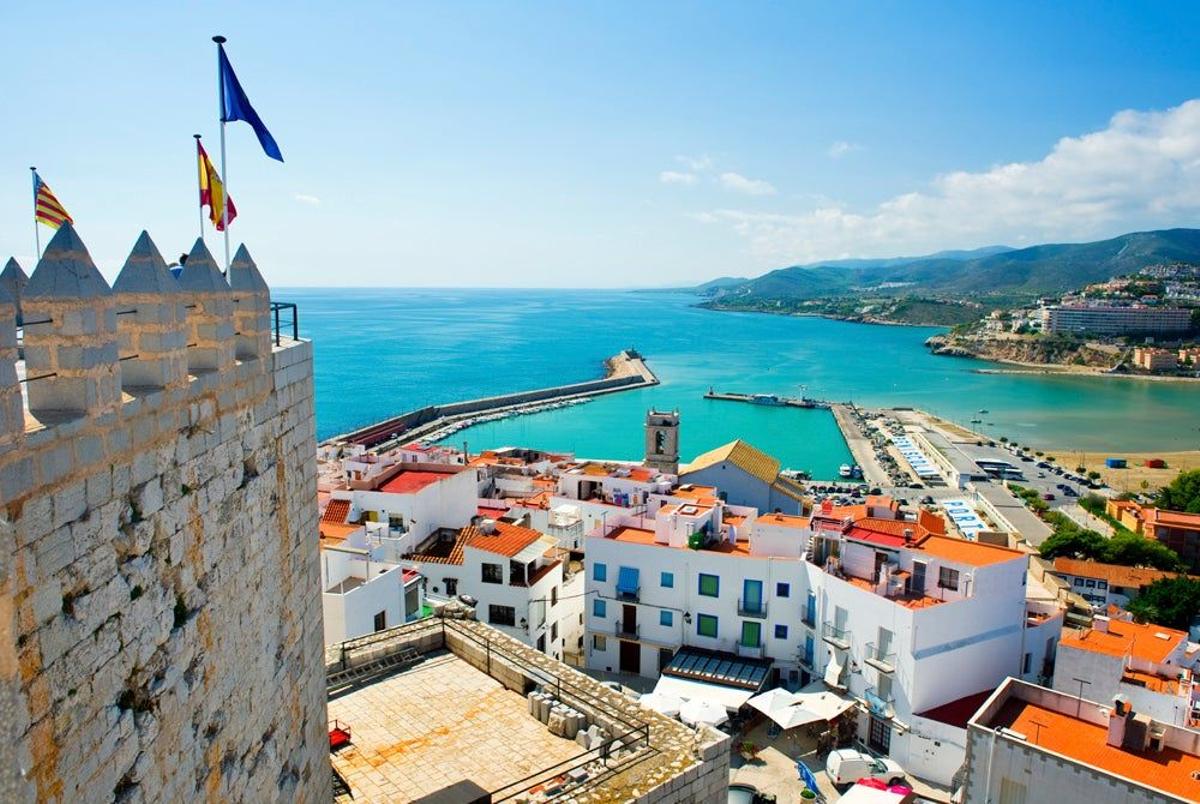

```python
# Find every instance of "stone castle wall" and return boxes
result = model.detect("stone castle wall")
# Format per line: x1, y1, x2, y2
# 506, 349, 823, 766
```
0, 226, 328, 802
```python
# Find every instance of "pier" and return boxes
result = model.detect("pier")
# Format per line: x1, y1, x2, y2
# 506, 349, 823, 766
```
829, 403, 890, 486
703, 389, 831, 409
327, 350, 659, 450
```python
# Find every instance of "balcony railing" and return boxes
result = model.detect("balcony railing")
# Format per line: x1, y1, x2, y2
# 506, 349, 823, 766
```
615, 586, 640, 603
822, 623, 851, 650
737, 598, 768, 618
615, 621, 639, 639
801, 608, 816, 629
798, 649, 815, 669
865, 642, 896, 673
736, 642, 765, 658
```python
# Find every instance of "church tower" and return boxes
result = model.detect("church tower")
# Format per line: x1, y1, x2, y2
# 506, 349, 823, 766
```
644, 409, 680, 475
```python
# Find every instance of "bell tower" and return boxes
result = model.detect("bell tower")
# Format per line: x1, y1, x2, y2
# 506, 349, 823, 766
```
644, 409, 680, 475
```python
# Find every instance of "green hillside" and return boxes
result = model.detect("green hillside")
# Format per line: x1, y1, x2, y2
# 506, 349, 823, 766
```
702, 228, 1200, 304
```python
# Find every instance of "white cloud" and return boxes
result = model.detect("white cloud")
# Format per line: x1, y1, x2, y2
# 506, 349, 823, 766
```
827, 140, 861, 159
659, 170, 699, 185
294, 193, 321, 205
697, 99, 1200, 264
718, 172, 777, 196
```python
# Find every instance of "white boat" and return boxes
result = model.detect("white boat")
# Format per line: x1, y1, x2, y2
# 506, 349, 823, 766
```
839, 464, 853, 478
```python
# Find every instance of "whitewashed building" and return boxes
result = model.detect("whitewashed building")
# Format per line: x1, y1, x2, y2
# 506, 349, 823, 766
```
584, 495, 1062, 786
1053, 613, 1200, 727
964, 677, 1200, 803
319, 525, 424, 644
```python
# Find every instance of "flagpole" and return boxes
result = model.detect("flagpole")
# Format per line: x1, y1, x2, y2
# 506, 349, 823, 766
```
213, 35, 231, 274
193, 135, 206, 242
29, 167, 41, 260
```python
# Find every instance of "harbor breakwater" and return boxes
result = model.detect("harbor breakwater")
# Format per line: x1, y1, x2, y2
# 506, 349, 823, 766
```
327, 349, 658, 449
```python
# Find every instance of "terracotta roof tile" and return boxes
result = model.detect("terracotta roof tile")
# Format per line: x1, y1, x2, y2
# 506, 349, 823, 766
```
682, 439, 780, 484
321, 499, 350, 524
465, 520, 544, 558
991, 697, 1200, 800
1060, 619, 1187, 664
1052, 557, 1191, 589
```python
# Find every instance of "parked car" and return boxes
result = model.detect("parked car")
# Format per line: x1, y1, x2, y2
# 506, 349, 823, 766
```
1063, 487, 1078, 497
1042, 493, 1056, 501
825, 748, 905, 786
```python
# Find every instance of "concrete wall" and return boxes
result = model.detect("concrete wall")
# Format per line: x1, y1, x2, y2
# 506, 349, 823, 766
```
680, 462, 803, 514
0, 229, 327, 803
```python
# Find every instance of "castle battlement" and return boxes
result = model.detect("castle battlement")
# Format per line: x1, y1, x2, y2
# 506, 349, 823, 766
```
0, 224, 327, 802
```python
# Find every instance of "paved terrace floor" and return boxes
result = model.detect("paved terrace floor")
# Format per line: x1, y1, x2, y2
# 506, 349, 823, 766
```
329, 651, 582, 801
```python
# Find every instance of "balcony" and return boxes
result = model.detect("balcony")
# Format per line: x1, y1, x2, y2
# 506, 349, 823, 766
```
797, 649, 815, 669
615, 621, 639, 639
801, 608, 816, 629
865, 686, 895, 720
615, 586, 640, 603
822, 623, 851, 651
865, 642, 896, 674
737, 598, 768, 619
736, 642, 765, 659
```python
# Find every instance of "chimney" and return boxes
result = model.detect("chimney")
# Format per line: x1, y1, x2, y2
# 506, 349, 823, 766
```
903, 528, 914, 543
1107, 695, 1130, 748
1093, 615, 1110, 634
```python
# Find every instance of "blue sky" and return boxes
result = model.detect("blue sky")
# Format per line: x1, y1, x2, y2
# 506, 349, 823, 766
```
3, 2, 1200, 287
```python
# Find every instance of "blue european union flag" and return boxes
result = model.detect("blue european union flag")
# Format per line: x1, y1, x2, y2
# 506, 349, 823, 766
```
218, 44, 284, 162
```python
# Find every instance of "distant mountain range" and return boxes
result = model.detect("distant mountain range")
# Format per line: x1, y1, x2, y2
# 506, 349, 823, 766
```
695, 229, 1200, 303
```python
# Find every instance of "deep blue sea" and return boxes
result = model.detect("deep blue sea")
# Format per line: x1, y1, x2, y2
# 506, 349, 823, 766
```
284, 288, 1200, 480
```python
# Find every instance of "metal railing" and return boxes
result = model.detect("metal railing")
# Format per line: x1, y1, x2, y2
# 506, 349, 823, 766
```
865, 642, 896, 672
615, 586, 640, 602
865, 686, 895, 719
615, 620, 639, 639
822, 623, 851, 647
271, 301, 299, 345
737, 598, 768, 618
801, 607, 817, 628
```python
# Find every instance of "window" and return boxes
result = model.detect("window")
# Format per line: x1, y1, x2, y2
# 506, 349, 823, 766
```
488, 605, 516, 626
660, 610, 673, 627
1022, 652, 1032, 674
373, 610, 387, 631
1085, 579, 1096, 588
551, 586, 558, 607
774, 624, 788, 639
938, 566, 960, 591
593, 562, 607, 582
482, 563, 503, 584
1097, 580, 1108, 590
660, 571, 674, 588
740, 621, 761, 648
593, 599, 606, 618
593, 634, 607, 651
551, 622, 558, 641
1073, 578, 1084, 587
698, 573, 720, 597
696, 614, 718, 638
910, 560, 927, 593
444, 578, 458, 596
776, 582, 790, 598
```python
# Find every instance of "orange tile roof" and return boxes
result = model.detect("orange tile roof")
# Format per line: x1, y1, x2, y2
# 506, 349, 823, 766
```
991, 697, 1200, 800
673, 484, 719, 500
1052, 557, 1190, 589
605, 525, 756, 557
1060, 619, 1187, 664
1148, 507, 1200, 531
465, 520, 544, 558
379, 469, 453, 494
911, 534, 1025, 568
322, 499, 350, 524
319, 521, 360, 543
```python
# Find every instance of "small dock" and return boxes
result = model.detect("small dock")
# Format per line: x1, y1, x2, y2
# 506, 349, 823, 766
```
703, 389, 831, 409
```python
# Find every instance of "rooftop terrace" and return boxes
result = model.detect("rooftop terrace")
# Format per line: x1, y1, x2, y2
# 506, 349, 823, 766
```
325, 617, 730, 803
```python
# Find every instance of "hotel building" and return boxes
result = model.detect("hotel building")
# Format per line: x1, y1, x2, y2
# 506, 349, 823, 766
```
1040, 304, 1192, 335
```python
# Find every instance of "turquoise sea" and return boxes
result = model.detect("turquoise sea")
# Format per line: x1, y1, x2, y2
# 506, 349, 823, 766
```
286, 288, 1200, 480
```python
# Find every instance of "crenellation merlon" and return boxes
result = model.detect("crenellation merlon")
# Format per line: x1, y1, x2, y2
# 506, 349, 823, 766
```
113, 231, 189, 391
177, 237, 235, 375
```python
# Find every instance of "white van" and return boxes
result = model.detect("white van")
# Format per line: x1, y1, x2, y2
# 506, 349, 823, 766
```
824, 748, 905, 786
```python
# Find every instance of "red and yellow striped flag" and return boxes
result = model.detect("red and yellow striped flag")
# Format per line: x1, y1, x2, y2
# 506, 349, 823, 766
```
32, 172, 72, 229
197, 140, 237, 231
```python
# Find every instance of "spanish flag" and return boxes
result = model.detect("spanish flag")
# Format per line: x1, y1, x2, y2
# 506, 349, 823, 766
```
197, 139, 236, 231
32, 171, 72, 229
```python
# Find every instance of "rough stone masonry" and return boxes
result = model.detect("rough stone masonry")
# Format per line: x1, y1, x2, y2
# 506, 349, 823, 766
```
0, 224, 329, 802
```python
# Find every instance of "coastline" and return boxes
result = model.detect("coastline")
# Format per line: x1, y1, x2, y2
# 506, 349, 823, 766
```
694, 302, 943, 328
972, 365, 1200, 382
